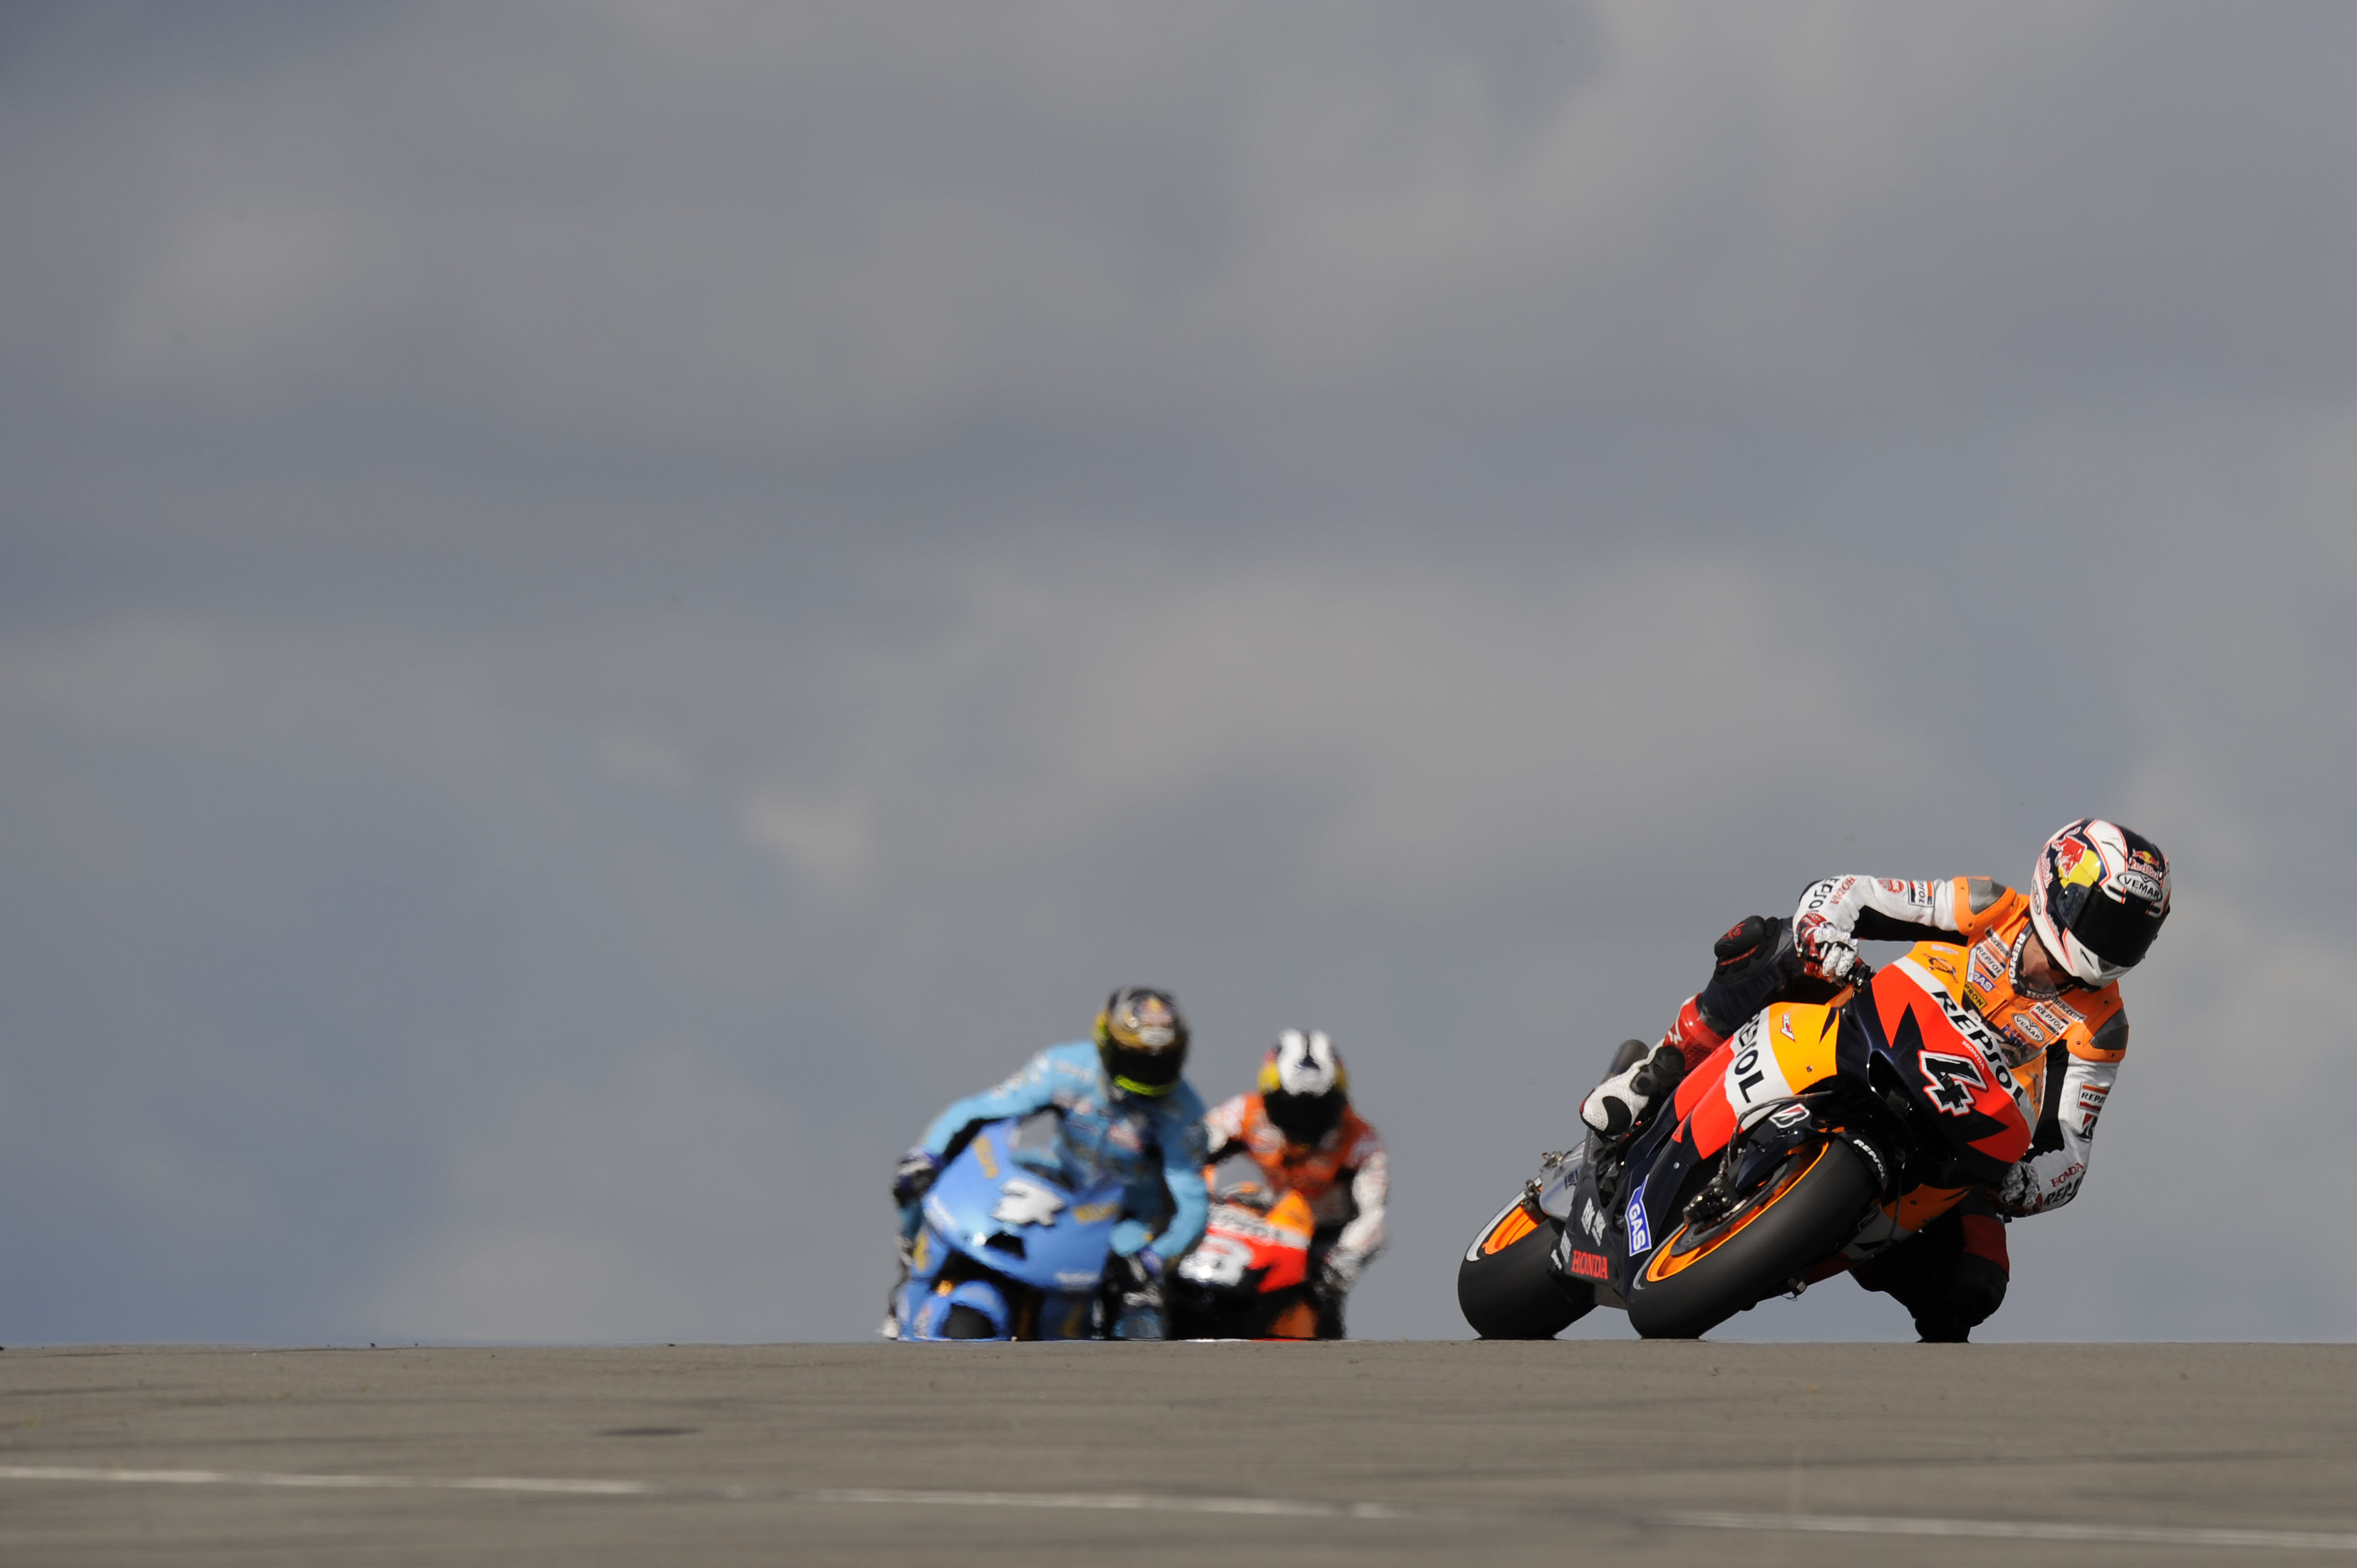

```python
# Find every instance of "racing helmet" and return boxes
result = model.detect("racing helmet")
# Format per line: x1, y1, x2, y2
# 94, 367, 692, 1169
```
2028, 819, 2171, 987
1095, 987, 1189, 1097
1258, 1028, 1349, 1146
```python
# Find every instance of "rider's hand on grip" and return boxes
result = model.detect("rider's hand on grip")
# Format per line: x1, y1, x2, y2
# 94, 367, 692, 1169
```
1793, 912, 1859, 981
1318, 1246, 1366, 1299
891, 1147, 941, 1207
1110, 1218, 1157, 1262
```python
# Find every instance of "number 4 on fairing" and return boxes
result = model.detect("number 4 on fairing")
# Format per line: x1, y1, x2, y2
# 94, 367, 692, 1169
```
1916, 1050, 1988, 1117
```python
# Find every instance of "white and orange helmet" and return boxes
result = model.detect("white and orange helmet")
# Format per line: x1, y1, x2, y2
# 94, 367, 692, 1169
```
2029, 819, 2171, 987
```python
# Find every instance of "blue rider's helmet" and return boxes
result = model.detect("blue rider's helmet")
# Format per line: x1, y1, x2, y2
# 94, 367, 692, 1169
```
1095, 987, 1188, 1097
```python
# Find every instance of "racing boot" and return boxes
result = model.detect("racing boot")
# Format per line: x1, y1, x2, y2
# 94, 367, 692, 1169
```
1580, 915, 1793, 1145
877, 1234, 914, 1340
1579, 1041, 1689, 1144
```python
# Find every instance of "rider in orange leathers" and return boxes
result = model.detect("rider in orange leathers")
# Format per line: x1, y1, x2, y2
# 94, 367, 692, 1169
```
1575, 819, 2170, 1341
1203, 1029, 1388, 1339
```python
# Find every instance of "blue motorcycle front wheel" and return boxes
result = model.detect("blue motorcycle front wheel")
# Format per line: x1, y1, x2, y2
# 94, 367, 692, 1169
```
941, 1305, 999, 1339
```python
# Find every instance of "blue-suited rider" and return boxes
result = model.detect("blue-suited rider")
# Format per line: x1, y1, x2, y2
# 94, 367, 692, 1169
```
885, 987, 1210, 1340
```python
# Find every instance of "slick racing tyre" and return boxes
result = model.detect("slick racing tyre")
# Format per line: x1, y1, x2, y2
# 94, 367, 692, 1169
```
1625, 1138, 1875, 1340
1458, 1197, 1591, 1339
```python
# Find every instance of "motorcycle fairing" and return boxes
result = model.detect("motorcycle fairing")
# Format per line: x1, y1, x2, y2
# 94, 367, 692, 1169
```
1580, 1103, 1696, 1298
907, 1277, 1014, 1339
901, 1271, 1099, 1341
1673, 1000, 1865, 1160
920, 1117, 1126, 1293
1179, 1190, 1312, 1293
1841, 1180, 1974, 1257
1855, 954, 2034, 1181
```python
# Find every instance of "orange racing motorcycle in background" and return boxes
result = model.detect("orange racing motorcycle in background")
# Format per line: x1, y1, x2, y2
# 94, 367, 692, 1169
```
1167, 1150, 1322, 1339
1458, 946, 2038, 1339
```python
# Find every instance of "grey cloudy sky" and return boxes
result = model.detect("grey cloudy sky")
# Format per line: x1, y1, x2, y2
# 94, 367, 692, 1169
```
4, 2, 2353, 1344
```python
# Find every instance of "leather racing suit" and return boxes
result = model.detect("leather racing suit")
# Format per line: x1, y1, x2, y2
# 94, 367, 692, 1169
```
1202, 1093, 1387, 1336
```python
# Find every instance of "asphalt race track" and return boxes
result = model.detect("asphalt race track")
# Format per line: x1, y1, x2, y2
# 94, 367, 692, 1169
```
2, 1342, 2353, 1566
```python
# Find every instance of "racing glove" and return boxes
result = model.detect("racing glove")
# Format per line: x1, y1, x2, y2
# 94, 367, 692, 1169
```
891, 1147, 942, 1207
1792, 911, 1859, 982
1110, 1218, 1158, 1259
1317, 1246, 1367, 1300
1579, 1043, 1689, 1140
1108, 1251, 1167, 1340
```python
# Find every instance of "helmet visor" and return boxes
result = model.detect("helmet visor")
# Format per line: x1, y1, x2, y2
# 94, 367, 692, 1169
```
1265, 1087, 1344, 1145
1103, 1040, 1184, 1096
2058, 883, 2163, 972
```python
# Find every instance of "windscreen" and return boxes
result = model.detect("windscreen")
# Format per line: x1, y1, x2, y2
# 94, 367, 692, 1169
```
1207, 1150, 1274, 1205
1006, 1108, 1075, 1183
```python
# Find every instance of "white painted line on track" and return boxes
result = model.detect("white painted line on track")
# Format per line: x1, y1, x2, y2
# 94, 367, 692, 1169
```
0, 1467, 1401, 1518
784, 1487, 1411, 1520
6, 1465, 2356, 1551
1663, 1509, 2357, 1554
0, 1466, 648, 1496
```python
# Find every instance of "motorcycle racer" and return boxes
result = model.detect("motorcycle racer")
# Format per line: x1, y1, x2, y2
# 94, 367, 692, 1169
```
887, 987, 1210, 1340
1202, 1029, 1388, 1337
1575, 819, 2170, 1341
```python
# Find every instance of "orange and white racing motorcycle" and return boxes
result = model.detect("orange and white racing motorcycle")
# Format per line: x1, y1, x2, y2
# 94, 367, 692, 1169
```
1167, 1150, 1322, 1340
1458, 950, 2037, 1339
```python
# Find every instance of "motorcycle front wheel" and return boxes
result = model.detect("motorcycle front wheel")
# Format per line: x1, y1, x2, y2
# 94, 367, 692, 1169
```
1625, 1138, 1875, 1340
1457, 1196, 1591, 1339
942, 1304, 999, 1338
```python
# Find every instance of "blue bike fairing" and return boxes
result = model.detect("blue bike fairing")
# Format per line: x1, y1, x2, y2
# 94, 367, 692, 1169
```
918, 1042, 1211, 1260
921, 1119, 1126, 1293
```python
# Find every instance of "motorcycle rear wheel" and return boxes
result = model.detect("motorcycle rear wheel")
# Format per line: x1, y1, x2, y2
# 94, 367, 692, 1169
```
1626, 1139, 1875, 1340
1457, 1199, 1591, 1339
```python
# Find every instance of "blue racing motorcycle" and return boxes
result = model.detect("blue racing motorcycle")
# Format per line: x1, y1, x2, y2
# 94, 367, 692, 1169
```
892, 1111, 1126, 1340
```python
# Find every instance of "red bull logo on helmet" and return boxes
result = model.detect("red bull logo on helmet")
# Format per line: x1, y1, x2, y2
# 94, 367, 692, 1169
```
2052, 832, 2103, 889
2051, 834, 2089, 879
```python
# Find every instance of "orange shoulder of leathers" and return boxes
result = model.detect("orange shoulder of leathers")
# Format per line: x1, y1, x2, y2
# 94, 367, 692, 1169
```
1936, 879, 2126, 1056
1234, 1096, 1382, 1205
1947, 876, 2026, 944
